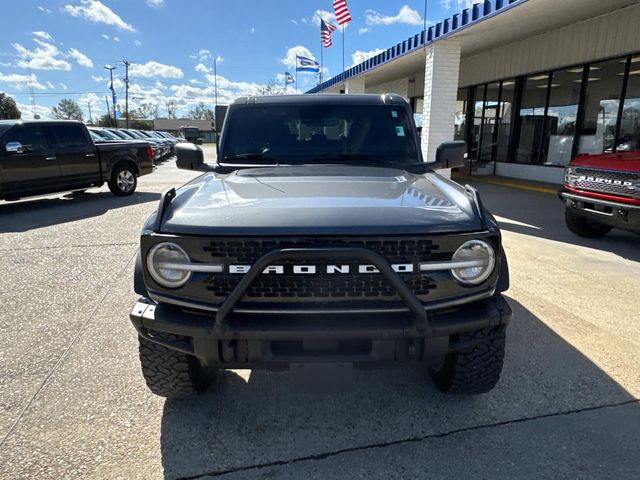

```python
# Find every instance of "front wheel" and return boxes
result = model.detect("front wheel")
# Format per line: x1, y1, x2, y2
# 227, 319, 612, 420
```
564, 208, 611, 238
138, 333, 213, 398
108, 164, 137, 196
429, 327, 506, 395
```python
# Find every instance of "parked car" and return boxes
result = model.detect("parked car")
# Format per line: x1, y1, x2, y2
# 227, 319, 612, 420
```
130, 94, 512, 399
560, 150, 640, 237
112, 129, 163, 161
0, 120, 153, 200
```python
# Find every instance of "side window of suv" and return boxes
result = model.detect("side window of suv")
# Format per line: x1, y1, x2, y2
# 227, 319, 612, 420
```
5, 125, 49, 153
51, 125, 89, 148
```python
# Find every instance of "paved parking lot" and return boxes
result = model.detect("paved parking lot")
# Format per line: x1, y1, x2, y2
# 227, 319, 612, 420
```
1, 147, 639, 479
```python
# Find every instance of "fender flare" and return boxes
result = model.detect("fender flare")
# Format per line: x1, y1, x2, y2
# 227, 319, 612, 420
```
496, 246, 510, 293
134, 251, 149, 297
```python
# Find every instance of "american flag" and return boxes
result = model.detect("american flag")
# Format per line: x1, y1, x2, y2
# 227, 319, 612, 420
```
333, 0, 352, 25
321, 19, 337, 48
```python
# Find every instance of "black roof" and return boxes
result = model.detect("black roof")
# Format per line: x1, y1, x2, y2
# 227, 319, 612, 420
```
0, 119, 84, 127
232, 93, 407, 106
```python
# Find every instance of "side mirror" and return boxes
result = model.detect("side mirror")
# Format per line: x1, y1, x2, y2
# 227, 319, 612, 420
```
6, 142, 23, 154
431, 141, 467, 170
176, 142, 208, 171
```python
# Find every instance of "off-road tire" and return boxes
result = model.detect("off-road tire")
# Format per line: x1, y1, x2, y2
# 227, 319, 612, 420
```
138, 333, 212, 398
429, 327, 506, 394
108, 164, 137, 196
564, 208, 611, 238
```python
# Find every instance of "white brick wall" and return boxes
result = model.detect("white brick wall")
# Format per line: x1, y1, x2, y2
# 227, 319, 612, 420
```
345, 77, 366, 94
421, 39, 462, 169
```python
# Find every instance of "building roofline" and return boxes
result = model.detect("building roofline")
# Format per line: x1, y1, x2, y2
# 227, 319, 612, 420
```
306, 0, 528, 94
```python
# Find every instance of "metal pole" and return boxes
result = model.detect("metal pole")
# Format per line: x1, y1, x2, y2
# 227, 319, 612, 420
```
88, 101, 93, 124
105, 96, 113, 127
214, 57, 218, 110
342, 24, 345, 73
123, 60, 130, 129
320, 40, 324, 85
104, 65, 118, 128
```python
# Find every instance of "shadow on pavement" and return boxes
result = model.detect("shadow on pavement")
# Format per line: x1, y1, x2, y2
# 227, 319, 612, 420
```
158, 297, 636, 479
0, 190, 161, 233
472, 182, 640, 262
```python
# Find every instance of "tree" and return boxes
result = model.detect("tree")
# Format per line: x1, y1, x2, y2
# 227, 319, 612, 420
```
96, 113, 113, 127
257, 80, 287, 96
166, 100, 178, 119
188, 102, 214, 120
135, 103, 160, 119
0, 93, 21, 119
52, 98, 83, 121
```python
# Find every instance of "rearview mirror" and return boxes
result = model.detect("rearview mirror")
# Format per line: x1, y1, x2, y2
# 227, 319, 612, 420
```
5, 142, 23, 154
431, 141, 466, 170
176, 143, 208, 171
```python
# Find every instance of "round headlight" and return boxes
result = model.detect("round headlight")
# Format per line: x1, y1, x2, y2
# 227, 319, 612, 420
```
450, 240, 495, 286
147, 242, 191, 288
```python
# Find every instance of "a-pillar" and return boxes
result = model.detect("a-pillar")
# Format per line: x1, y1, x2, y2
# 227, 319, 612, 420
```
420, 39, 462, 176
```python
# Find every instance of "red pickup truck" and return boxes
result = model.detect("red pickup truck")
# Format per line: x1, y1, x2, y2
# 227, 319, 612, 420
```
560, 151, 640, 237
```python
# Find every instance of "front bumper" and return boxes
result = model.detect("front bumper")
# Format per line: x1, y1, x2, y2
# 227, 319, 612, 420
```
559, 189, 640, 233
129, 294, 512, 368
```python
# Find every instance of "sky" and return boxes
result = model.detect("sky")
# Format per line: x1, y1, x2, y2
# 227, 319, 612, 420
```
0, 0, 473, 120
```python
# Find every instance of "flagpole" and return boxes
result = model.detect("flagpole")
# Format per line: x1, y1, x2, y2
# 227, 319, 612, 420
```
342, 24, 345, 73
320, 39, 324, 85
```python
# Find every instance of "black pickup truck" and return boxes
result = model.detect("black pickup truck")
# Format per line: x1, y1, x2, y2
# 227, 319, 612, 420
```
130, 94, 512, 398
0, 120, 153, 201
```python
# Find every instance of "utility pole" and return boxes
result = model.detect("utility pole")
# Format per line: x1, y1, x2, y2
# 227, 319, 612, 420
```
123, 59, 130, 129
105, 96, 113, 127
87, 101, 93, 124
213, 56, 218, 110
104, 64, 118, 128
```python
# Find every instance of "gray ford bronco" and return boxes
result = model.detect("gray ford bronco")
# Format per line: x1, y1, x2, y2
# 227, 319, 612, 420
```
129, 94, 511, 398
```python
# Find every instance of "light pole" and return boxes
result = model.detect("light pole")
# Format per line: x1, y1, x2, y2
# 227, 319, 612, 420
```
104, 64, 118, 127
213, 56, 218, 110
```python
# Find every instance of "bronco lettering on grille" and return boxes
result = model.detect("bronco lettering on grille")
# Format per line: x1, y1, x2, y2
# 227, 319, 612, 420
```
228, 264, 415, 274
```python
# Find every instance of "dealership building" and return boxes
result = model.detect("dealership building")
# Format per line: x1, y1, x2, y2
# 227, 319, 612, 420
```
308, 0, 640, 184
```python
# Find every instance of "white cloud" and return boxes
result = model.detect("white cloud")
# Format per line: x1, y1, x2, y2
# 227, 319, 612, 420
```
63, 0, 135, 32
291, 19, 298, 25
440, 0, 452, 9
147, 0, 164, 7
130, 61, 184, 79
358, 27, 371, 35
134, 40, 142, 47
312, 10, 336, 26
189, 79, 203, 85
46, 81, 55, 89
32, 31, 53, 42
101, 33, 110, 40
280, 46, 317, 72
0, 71, 47, 90
68, 48, 93, 68
457, 0, 474, 9
114, 36, 120, 42
250, 27, 255, 34
18, 102, 52, 119
12, 40, 72, 71
195, 63, 211, 73
60, 82, 68, 90
365, 5, 423, 26
92, 75, 107, 82
37, 6, 52, 14
351, 49, 385, 67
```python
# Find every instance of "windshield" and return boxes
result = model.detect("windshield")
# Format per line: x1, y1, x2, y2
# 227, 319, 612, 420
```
108, 129, 129, 140
91, 129, 119, 140
222, 105, 419, 165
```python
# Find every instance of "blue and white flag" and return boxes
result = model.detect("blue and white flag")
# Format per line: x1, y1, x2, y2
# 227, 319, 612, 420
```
296, 55, 320, 73
284, 72, 295, 84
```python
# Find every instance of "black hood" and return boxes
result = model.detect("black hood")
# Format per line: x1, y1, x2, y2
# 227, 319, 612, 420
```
154, 165, 482, 235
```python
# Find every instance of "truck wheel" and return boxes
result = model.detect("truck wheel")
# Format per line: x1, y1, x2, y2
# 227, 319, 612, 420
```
108, 164, 137, 196
564, 208, 611, 238
138, 333, 213, 398
429, 327, 506, 394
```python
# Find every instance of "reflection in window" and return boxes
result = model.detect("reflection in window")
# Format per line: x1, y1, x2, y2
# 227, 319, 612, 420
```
578, 59, 626, 154
516, 73, 549, 164
544, 68, 583, 166
454, 88, 467, 142
618, 57, 640, 151
495, 80, 515, 163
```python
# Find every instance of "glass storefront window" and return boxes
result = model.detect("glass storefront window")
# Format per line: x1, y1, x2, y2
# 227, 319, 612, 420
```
544, 68, 583, 166
477, 83, 500, 162
516, 73, 550, 164
618, 57, 640, 151
454, 88, 467, 141
495, 80, 515, 163
577, 59, 626, 154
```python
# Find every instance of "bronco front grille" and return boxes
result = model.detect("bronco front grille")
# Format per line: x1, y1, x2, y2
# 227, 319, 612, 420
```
574, 168, 638, 198
198, 236, 448, 303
